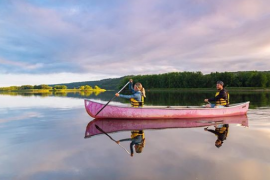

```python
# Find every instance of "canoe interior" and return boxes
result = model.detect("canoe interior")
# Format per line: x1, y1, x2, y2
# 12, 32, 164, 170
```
84, 100, 250, 119
86, 100, 249, 109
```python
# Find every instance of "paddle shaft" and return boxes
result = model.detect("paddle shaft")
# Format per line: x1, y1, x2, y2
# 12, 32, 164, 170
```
95, 125, 117, 142
95, 81, 130, 117
95, 125, 130, 155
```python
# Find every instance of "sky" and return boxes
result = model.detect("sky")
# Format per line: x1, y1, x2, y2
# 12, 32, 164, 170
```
1, 0, 270, 86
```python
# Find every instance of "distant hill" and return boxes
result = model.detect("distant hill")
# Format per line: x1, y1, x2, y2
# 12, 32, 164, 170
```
50, 70, 270, 90
50, 76, 127, 90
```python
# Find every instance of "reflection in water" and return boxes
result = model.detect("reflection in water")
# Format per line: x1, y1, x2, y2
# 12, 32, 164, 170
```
145, 91, 270, 108
85, 115, 248, 137
0, 91, 53, 97
1, 90, 269, 108
80, 91, 93, 96
94, 124, 131, 155
85, 115, 248, 156
116, 130, 145, 157
94, 91, 102, 96
94, 124, 145, 157
0, 90, 105, 98
1, 93, 270, 180
54, 91, 68, 96
204, 124, 229, 148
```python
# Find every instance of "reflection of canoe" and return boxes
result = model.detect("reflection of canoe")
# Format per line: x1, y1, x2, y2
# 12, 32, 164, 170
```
84, 100, 250, 119
85, 115, 248, 138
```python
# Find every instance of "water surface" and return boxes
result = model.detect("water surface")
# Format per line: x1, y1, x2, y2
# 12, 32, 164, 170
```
0, 91, 270, 180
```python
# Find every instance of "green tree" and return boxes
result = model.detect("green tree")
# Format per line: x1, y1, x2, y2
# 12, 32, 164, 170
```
54, 85, 67, 89
40, 84, 52, 89
34, 84, 52, 89
85, 85, 93, 90
257, 73, 267, 88
94, 85, 102, 90
20, 85, 34, 90
79, 86, 85, 90
9, 86, 19, 90
267, 73, 270, 87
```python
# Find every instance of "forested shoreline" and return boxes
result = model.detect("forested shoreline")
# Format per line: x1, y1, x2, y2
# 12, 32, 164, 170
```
120, 71, 270, 89
1, 71, 270, 92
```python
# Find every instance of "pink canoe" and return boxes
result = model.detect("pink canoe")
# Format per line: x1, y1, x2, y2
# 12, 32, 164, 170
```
84, 100, 250, 119
85, 115, 248, 138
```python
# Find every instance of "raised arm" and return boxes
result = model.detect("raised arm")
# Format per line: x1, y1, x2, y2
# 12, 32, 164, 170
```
129, 80, 136, 93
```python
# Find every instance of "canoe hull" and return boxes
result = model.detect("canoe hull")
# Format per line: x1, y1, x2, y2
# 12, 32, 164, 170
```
84, 100, 250, 119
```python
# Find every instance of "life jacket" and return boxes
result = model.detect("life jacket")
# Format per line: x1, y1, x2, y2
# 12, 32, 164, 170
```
216, 127, 227, 134
131, 130, 145, 141
130, 94, 144, 107
215, 125, 229, 140
215, 90, 229, 106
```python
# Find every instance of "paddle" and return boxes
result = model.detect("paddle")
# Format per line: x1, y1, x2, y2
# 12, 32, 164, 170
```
95, 81, 130, 117
95, 125, 130, 155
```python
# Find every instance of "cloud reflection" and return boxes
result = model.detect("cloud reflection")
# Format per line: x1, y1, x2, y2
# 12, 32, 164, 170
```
0, 97, 270, 179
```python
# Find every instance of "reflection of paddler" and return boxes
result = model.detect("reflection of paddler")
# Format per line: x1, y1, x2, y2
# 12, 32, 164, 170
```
204, 124, 229, 148
116, 130, 146, 157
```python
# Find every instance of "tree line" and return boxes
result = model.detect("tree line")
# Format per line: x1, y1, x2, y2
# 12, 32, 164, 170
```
52, 77, 125, 90
78, 85, 102, 90
119, 71, 270, 89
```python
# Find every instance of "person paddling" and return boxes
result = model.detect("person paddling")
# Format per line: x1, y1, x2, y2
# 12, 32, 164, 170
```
116, 130, 146, 157
115, 79, 146, 107
204, 81, 229, 108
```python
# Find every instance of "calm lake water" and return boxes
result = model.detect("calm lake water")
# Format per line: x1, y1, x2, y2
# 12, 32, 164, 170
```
0, 91, 270, 180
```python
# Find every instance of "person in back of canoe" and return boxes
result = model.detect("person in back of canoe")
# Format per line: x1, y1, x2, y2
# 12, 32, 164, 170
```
116, 130, 146, 157
204, 124, 229, 148
115, 79, 146, 107
204, 81, 229, 108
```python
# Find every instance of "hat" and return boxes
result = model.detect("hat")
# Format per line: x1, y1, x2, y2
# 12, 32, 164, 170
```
217, 81, 224, 86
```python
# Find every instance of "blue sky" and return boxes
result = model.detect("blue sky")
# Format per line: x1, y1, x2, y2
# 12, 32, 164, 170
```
1, 0, 270, 86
